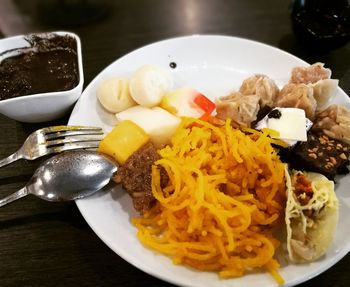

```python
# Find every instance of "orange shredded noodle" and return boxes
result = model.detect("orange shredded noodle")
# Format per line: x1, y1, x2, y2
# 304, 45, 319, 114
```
132, 118, 286, 284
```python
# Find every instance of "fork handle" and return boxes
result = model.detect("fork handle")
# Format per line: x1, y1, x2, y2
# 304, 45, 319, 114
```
0, 152, 21, 168
0, 187, 29, 207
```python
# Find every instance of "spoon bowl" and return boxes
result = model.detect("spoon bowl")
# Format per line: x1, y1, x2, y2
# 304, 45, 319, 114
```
0, 150, 118, 207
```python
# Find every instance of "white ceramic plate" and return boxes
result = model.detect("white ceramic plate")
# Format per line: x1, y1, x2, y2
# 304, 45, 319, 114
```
68, 35, 350, 287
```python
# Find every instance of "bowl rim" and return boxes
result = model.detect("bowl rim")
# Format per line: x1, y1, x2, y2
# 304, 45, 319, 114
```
0, 30, 84, 104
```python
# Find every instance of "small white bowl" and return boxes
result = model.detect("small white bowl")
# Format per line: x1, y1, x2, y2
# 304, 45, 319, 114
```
0, 31, 84, 123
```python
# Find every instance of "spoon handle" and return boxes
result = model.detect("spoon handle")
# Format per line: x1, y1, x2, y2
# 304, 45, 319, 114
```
0, 187, 29, 207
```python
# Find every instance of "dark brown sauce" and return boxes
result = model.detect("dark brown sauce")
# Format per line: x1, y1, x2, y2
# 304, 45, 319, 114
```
291, 0, 350, 49
0, 35, 79, 101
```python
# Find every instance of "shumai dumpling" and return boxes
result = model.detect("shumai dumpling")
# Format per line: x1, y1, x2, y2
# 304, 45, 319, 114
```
275, 83, 317, 120
290, 63, 338, 110
312, 79, 339, 110
215, 92, 260, 127
239, 74, 279, 108
290, 62, 331, 84
312, 105, 350, 145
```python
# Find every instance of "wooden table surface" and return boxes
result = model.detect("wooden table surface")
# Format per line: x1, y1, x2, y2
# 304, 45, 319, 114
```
1, 1, 349, 286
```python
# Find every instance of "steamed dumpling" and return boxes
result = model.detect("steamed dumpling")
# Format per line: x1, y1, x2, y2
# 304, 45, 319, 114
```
129, 64, 173, 107
275, 83, 317, 120
290, 62, 331, 84
239, 74, 279, 108
312, 105, 350, 145
215, 92, 260, 127
312, 79, 338, 110
97, 78, 136, 113
289, 63, 338, 110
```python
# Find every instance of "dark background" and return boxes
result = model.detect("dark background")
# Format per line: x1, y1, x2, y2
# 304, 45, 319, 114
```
0, 0, 349, 286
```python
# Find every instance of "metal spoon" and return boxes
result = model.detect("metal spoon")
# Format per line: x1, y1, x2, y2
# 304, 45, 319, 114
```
0, 150, 118, 207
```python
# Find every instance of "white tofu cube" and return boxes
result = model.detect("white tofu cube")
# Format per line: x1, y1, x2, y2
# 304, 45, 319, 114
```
267, 108, 307, 141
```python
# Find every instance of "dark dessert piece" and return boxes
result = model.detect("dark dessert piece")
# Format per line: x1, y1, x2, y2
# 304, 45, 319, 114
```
291, 131, 350, 179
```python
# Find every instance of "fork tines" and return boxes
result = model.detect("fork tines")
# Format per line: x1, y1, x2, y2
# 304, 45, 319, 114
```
43, 126, 104, 150
0, 125, 106, 167
43, 126, 103, 137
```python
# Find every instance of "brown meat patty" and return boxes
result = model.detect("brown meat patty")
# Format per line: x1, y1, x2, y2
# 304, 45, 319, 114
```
113, 141, 168, 214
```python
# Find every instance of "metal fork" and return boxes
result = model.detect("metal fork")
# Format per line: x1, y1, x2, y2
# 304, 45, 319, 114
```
0, 125, 104, 168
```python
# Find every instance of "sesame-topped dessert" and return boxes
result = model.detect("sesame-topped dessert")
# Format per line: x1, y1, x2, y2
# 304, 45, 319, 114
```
291, 131, 350, 179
